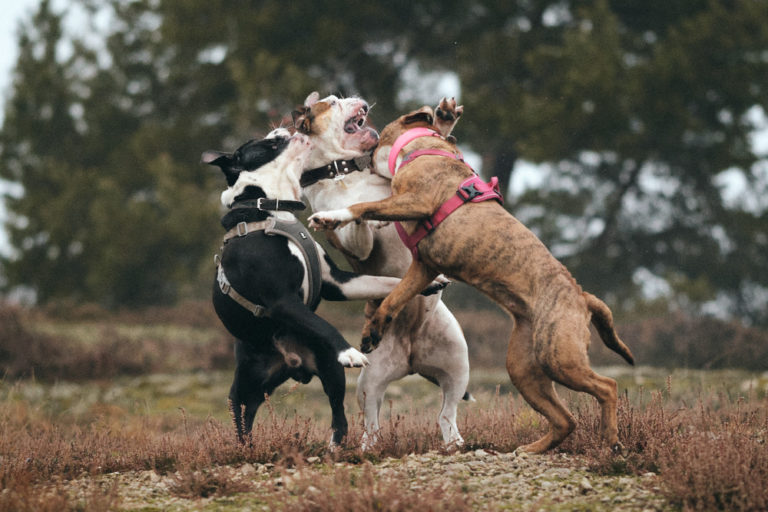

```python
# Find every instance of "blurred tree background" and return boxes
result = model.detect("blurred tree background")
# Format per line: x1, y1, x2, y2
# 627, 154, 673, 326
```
1, 0, 767, 327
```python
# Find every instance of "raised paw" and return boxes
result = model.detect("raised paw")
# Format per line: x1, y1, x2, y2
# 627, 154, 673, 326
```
337, 347, 369, 367
434, 97, 464, 138
308, 209, 355, 230
360, 323, 382, 354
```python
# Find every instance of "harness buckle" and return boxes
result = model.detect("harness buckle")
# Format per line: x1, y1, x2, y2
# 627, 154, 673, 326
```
459, 182, 483, 201
217, 265, 231, 294
236, 221, 248, 237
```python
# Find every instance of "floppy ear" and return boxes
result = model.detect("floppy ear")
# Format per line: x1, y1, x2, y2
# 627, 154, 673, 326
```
403, 106, 434, 126
292, 106, 312, 134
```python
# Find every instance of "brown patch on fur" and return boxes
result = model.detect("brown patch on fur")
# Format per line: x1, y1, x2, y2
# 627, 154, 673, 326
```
292, 101, 331, 135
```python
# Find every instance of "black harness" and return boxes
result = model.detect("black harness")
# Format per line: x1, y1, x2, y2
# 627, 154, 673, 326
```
215, 200, 322, 317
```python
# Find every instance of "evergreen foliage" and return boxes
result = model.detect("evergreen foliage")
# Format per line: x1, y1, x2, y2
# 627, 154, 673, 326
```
1, 0, 767, 324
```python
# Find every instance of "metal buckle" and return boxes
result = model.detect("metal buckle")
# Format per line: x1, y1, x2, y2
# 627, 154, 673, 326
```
236, 221, 248, 236
217, 265, 231, 294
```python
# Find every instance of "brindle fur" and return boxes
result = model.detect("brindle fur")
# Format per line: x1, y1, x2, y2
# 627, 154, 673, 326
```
309, 106, 635, 454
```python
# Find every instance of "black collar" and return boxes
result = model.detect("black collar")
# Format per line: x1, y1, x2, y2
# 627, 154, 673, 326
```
230, 197, 306, 212
300, 155, 371, 188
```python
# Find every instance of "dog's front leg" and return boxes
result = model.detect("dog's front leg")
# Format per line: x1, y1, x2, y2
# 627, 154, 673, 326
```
361, 259, 439, 353
308, 192, 435, 231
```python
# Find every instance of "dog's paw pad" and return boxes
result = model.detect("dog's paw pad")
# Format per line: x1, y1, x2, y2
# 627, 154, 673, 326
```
338, 347, 369, 367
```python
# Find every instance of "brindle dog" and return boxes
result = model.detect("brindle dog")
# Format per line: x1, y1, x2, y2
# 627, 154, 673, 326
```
308, 106, 635, 454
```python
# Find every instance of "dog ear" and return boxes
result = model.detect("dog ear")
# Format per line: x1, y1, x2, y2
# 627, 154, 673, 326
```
403, 106, 434, 126
201, 150, 232, 166
292, 106, 312, 134
304, 91, 320, 107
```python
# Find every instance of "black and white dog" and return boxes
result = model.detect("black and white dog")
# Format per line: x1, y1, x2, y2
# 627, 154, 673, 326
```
203, 128, 444, 444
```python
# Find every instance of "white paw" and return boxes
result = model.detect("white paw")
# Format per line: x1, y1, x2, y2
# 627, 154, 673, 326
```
308, 209, 355, 230
337, 347, 369, 368
361, 431, 380, 452
445, 435, 465, 451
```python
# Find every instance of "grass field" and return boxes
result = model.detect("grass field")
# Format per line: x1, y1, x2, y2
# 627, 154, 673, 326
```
1, 303, 767, 510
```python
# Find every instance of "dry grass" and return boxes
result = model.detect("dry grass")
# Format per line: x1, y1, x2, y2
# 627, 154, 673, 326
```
1, 378, 767, 511
2, 301, 768, 510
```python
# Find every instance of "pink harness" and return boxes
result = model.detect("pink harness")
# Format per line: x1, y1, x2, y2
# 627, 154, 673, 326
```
388, 127, 503, 259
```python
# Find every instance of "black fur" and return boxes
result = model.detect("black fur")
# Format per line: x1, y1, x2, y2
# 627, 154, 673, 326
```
205, 135, 374, 444
202, 136, 291, 187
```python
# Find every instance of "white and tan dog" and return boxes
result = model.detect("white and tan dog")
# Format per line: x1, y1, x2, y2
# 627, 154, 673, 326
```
292, 92, 472, 448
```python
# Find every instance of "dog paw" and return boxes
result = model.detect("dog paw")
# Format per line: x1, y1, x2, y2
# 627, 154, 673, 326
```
434, 97, 463, 138
610, 441, 627, 458
337, 347, 369, 367
360, 328, 382, 353
421, 276, 451, 296
308, 209, 355, 230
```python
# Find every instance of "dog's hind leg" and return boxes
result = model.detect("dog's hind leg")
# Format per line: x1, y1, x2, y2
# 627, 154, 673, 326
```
229, 341, 289, 443
356, 336, 410, 449
506, 317, 577, 454
541, 320, 622, 452
414, 301, 470, 447
312, 344, 350, 445
269, 299, 368, 367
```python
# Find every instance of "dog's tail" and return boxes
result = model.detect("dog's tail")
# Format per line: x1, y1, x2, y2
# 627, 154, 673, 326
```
584, 292, 635, 365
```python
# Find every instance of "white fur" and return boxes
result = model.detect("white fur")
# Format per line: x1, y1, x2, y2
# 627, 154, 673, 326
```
371, 142, 398, 179
299, 93, 471, 449
286, 242, 310, 305
337, 347, 369, 368
303, 94, 379, 169
221, 132, 311, 208
307, 208, 354, 230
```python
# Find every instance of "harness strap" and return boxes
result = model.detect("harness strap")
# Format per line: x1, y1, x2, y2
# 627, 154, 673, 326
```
264, 218, 323, 311
388, 127, 445, 175
395, 175, 503, 259
401, 148, 464, 168
217, 216, 323, 314
387, 127, 503, 260
222, 220, 272, 243
216, 263, 268, 317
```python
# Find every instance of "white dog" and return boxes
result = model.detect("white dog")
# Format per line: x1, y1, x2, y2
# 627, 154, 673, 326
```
292, 93, 472, 448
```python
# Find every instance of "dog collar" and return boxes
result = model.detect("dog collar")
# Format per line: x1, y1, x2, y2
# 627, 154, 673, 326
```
300, 156, 369, 188
388, 127, 445, 175
230, 197, 306, 212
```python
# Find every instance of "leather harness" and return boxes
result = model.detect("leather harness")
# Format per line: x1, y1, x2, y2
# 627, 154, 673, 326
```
215, 200, 322, 317
388, 127, 504, 260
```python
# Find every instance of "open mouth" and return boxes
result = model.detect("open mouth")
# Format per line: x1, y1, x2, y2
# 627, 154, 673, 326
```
344, 106, 369, 134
